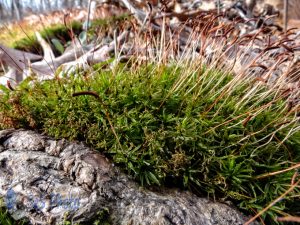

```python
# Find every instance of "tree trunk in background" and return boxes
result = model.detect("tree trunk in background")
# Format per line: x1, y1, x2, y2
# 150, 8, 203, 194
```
12, 0, 20, 20
0, 0, 87, 22
0, 4, 3, 20
46, 0, 51, 10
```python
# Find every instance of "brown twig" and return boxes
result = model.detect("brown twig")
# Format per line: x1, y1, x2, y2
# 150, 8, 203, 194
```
256, 163, 300, 179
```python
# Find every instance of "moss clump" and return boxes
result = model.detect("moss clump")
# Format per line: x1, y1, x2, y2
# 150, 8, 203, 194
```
12, 21, 82, 56
90, 14, 130, 29
0, 61, 299, 224
0, 13, 130, 57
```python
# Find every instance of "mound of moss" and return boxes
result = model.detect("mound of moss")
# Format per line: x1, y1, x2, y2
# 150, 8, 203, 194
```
12, 21, 82, 56
0, 61, 299, 224
9, 14, 130, 57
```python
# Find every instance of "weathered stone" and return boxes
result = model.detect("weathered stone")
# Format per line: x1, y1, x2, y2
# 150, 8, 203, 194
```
0, 129, 257, 225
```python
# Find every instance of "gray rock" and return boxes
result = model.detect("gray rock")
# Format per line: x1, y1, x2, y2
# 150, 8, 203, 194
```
0, 129, 257, 225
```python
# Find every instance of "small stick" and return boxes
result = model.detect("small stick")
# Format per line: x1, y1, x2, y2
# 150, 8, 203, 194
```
256, 162, 300, 179
277, 216, 300, 223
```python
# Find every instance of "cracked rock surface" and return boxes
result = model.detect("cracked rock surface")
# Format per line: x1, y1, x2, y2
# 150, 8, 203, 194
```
0, 129, 257, 224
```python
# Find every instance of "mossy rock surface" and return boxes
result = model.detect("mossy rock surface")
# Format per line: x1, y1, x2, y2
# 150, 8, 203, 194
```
0, 61, 299, 224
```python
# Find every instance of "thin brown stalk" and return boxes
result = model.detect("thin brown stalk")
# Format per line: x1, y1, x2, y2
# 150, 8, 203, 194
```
256, 163, 300, 179
277, 216, 300, 223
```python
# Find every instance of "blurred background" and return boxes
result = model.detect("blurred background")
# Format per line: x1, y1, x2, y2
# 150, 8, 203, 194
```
0, 0, 299, 24
0, 0, 87, 22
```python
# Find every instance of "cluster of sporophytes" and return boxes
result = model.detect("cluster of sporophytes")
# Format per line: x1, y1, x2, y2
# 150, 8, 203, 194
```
0, 54, 299, 224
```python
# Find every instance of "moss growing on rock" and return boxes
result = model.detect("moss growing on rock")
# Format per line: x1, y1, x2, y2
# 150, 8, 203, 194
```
0, 60, 299, 223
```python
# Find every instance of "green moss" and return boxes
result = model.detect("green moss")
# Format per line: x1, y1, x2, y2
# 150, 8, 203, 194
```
2, 14, 129, 56
0, 62, 299, 224
91, 14, 130, 28
11, 21, 82, 56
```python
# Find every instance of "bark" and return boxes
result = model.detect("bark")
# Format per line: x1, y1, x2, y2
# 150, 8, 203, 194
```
0, 129, 258, 225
